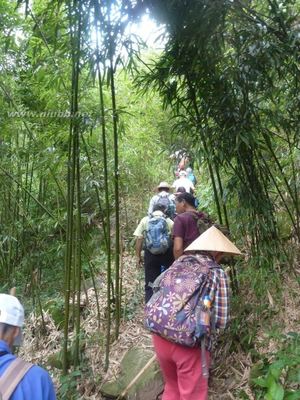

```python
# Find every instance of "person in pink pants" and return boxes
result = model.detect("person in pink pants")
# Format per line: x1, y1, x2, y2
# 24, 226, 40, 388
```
153, 334, 210, 400
149, 226, 242, 400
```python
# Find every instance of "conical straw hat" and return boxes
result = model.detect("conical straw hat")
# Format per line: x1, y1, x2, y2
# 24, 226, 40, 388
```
184, 226, 242, 255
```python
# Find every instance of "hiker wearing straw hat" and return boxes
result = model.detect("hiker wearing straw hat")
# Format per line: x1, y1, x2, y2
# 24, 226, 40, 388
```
148, 181, 176, 220
0, 293, 56, 400
146, 226, 242, 400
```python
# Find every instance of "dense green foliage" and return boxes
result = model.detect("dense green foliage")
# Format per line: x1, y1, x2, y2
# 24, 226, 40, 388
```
0, 0, 173, 376
136, 0, 300, 265
0, 0, 299, 398
250, 332, 300, 400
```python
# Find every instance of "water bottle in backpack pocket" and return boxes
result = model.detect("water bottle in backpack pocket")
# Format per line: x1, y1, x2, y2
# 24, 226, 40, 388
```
145, 255, 215, 346
145, 216, 171, 255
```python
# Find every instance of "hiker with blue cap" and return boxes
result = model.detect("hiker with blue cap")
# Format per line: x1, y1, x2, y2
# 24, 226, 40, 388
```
0, 293, 56, 400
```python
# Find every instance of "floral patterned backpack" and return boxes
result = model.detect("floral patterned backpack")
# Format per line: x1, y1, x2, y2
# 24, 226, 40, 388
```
145, 254, 216, 348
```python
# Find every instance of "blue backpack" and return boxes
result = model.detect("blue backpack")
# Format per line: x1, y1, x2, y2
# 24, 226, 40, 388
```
145, 216, 171, 255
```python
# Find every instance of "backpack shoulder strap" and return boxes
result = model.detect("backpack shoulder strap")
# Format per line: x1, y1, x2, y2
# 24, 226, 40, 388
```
0, 357, 33, 400
185, 211, 212, 235
184, 210, 199, 222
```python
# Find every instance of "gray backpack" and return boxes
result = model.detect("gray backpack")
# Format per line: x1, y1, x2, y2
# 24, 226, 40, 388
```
155, 194, 175, 219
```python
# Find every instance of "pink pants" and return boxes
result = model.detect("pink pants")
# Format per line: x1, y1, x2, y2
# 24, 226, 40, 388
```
152, 334, 210, 400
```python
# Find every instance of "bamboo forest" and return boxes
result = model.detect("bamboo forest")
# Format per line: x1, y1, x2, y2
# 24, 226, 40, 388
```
0, 0, 299, 399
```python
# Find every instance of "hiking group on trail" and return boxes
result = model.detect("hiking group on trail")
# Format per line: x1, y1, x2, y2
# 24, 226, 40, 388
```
134, 164, 242, 400
0, 162, 241, 400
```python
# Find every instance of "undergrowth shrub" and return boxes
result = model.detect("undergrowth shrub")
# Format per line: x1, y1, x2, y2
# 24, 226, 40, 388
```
250, 332, 300, 400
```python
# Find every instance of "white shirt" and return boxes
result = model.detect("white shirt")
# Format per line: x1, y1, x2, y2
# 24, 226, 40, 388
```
172, 177, 195, 193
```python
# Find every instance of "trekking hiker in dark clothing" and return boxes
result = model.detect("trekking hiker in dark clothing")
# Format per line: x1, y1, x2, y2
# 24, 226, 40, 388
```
147, 226, 242, 400
174, 186, 186, 196
0, 293, 56, 400
173, 192, 210, 259
134, 204, 174, 302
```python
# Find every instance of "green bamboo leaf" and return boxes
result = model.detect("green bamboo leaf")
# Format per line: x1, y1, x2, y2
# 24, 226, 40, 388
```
266, 380, 284, 400
252, 377, 269, 388
269, 361, 285, 379
284, 391, 300, 400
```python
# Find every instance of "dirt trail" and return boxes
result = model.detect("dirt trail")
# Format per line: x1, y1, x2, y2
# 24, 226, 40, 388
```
20, 253, 300, 399
96, 255, 251, 400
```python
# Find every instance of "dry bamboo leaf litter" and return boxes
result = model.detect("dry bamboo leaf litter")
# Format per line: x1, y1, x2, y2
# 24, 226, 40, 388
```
17, 253, 300, 399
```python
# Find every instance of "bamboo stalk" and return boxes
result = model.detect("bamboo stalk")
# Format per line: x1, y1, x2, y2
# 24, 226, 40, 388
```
73, 0, 83, 369
63, 0, 79, 374
81, 132, 108, 248
0, 165, 58, 223
108, 14, 121, 341
94, 0, 112, 371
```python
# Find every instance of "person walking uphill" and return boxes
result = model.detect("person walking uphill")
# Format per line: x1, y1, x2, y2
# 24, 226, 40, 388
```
173, 192, 211, 259
134, 204, 174, 303
0, 293, 56, 400
172, 170, 195, 194
148, 182, 176, 220
146, 226, 242, 400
